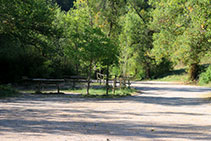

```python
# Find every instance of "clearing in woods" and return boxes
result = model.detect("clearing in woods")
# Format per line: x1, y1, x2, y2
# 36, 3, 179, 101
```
0, 81, 211, 141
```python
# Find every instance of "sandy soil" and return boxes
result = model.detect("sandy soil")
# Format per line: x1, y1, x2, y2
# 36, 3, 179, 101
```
0, 81, 211, 141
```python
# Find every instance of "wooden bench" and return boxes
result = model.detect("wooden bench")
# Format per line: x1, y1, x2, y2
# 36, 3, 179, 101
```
32, 78, 65, 93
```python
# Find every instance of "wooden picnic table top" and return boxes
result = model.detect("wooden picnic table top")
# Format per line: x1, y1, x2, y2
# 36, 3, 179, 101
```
32, 78, 65, 82
64, 76, 87, 79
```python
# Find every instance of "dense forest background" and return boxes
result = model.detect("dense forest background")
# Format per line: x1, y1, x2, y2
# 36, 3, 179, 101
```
0, 0, 210, 84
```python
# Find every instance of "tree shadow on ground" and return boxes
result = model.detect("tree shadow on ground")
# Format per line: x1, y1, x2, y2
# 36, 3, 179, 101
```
0, 82, 211, 140
126, 95, 210, 106
129, 82, 211, 106
134, 85, 211, 92
0, 107, 211, 140
2, 83, 211, 107
2, 94, 210, 107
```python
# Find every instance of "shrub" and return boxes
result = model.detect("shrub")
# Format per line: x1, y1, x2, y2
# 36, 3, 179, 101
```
0, 85, 19, 98
134, 58, 173, 80
151, 58, 173, 79
136, 66, 146, 80
199, 65, 211, 84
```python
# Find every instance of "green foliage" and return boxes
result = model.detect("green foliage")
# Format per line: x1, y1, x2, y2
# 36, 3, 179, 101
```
136, 66, 146, 80
119, 6, 150, 77
0, 0, 66, 82
118, 2, 172, 79
150, 58, 173, 79
199, 65, 211, 85
150, 0, 211, 80
0, 0, 59, 41
135, 58, 173, 80
111, 66, 121, 76
0, 0, 209, 84
63, 0, 117, 72
0, 85, 19, 98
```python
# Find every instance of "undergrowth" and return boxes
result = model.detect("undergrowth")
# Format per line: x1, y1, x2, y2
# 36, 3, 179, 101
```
0, 85, 19, 98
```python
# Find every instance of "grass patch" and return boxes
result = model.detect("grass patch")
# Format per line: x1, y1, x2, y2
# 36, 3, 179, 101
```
156, 74, 188, 82
199, 82, 211, 87
155, 68, 188, 83
20, 90, 35, 94
154, 66, 211, 87
64, 87, 136, 98
0, 85, 20, 98
201, 92, 211, 101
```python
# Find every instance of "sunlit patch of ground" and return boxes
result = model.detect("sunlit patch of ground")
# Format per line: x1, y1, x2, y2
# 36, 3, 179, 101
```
201, 92, 211, 101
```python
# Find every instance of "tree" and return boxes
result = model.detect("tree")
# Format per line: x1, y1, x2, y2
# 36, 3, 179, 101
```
150, 0, 211, 80
0, 0, 61, 82
119, 4, 154, 79
0, 0, 59, 47
63, 0, 117, 94
89, 0, 126, 94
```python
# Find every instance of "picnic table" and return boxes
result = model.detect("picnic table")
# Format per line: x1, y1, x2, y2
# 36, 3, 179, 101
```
32, 78, 65, 93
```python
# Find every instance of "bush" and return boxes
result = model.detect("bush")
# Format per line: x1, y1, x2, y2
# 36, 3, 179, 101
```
199, 65, 211, 84
151, 58, 173, 79
111, 66, 121, 76
136, 66, 146, 80
0, 85, 19, 98
133, 58, 173, 80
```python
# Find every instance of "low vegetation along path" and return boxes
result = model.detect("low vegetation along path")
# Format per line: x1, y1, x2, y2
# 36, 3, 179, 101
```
0, 81, 211, 141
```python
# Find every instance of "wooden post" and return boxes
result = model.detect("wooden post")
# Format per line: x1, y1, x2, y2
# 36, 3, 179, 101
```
123, 77, 126, 88
119, 77, 122, 89
100, 74, 102, 85
72, 81, 75, 89
103, 74, 105, 84
36, 82, 42, 93
112, 75, 117, 94
57, 83, 60, 93
106, 65, 109, 95
128, 79, 131, 88
87, 62, 92, 95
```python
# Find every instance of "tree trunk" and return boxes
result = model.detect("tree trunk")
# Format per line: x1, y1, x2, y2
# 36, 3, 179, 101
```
112, 75, 117, 94
145, 63, 151, 79
106, 65, 109, 95
87, 62, 92, 95
75, 63, 79, 75
188, 63, 199, 81
144, 57, 151, 79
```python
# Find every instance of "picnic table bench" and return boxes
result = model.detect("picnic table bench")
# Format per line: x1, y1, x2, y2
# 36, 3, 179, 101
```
32, 78, 65, 93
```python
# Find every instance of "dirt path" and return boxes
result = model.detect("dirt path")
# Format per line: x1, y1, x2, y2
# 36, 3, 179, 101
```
0, 81, 211, 141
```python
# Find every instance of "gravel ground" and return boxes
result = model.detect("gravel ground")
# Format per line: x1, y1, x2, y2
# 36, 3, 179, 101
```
0, 81, 211, 141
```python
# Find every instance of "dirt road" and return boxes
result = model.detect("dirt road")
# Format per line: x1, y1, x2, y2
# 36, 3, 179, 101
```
0, 81, 211, 141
